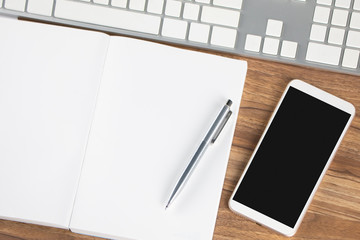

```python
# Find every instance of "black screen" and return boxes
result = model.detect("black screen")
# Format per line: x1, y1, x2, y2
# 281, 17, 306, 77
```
232, 87, 351, 228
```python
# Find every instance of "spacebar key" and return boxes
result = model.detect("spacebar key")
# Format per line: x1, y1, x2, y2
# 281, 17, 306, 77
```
55, 0, 161, 35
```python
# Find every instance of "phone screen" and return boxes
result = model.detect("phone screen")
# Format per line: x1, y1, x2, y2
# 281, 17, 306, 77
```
232, 86, 351, 228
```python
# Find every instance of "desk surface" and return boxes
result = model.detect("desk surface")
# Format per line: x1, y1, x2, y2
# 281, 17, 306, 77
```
0, 48, 359, 240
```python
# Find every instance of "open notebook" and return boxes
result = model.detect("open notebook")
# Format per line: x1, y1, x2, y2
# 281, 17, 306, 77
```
0, 17, 247, 240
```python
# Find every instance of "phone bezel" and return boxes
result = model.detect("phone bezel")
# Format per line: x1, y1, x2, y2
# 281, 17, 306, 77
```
228, 79, 355, 237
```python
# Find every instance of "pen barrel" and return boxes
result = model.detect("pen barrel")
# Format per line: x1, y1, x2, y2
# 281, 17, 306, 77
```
166, 100, 233, 208
167, 141, 208, 207
204, 105, 231, 143
182, 141, 209, 182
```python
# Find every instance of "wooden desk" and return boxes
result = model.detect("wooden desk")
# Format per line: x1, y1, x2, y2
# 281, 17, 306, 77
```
0, 51, 359, 240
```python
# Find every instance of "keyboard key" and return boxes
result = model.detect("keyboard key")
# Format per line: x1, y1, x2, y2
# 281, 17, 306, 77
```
281, 40, 298, 58
263, 37, 280, 55
162, 18, 187, 39
94, 0, 109, 4
201, 6, 240, 28
211, 26, 237, 48
328, 27, 345, 45
129, 0, 146, 11
306, 42, 341, 65
27, 0, 53, 16
354, 0, 360, 10
346, 31, 360, 48
350, 12, 360, 30
189, 23, 210, 43
335, 0, 351, 8
313, 6, 330, 24
111, 0, 127, 8
266, 19, 283, 37
310, 24, 327, 41
165, 0, 182, 17
5, 0, 26, 11
331, 9, 348, 27
195, 0, 210, 3
55, 0, 161, 35
183, 3, 199, 20
342, 49, 359, 68
147, 0, 164, 14
213, 0, 243, 10
244, 34, 262, 52
317, 0, 332, 6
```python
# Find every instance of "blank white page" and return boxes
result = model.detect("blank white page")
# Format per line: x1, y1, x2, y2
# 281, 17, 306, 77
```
0, 18, 109, 228
70, 37, 247, 239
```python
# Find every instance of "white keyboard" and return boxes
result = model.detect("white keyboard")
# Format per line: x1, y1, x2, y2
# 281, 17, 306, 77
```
0, 0, 359, 76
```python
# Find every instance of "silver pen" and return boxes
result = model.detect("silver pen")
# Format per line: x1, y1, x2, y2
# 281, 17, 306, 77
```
165, 99, 233, 209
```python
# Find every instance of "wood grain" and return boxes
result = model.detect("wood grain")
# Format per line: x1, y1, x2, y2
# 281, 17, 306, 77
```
214, 54, 360, 240
0, 47, 359, 240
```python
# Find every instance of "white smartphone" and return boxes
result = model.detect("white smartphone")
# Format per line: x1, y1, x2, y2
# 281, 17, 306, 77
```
229, 79, 355, 237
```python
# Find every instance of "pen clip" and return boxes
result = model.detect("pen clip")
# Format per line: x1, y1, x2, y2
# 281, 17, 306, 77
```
211, 110, 232, 143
